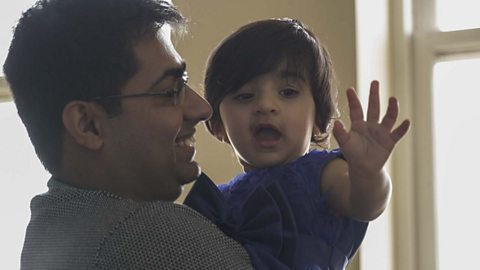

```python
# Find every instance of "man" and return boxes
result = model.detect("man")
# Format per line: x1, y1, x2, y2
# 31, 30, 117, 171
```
3, 0, 252, 269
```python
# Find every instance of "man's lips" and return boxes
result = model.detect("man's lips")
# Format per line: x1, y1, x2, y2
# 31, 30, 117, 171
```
174, 134, 196, 167
175, 136, 195, 147
174, 130, 200, 186
175, 130, 196, 147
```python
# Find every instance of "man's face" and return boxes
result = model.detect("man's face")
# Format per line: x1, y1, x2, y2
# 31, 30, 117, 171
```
102, 26, 212, 201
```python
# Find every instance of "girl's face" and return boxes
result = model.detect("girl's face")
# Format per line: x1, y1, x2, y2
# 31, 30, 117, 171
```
216, 64, 317, 171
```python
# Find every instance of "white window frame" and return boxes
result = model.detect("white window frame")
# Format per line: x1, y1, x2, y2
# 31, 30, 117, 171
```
391, 0, 480, 269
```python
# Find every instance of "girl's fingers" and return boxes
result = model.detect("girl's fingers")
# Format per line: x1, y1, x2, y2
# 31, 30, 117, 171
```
347, 88, 364, 122
380, 97, 399, 130
367, 80, 380, 122
332, 120, 349, 146
390, 119, 410, 143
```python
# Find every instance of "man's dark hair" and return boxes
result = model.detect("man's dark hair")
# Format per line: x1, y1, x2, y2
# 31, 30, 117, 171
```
3, 0, 185, 173
204, 18, 338, 148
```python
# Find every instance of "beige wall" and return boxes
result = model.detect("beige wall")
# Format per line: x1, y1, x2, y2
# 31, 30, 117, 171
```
174, 0, 357, 193
0, 77, 10, 102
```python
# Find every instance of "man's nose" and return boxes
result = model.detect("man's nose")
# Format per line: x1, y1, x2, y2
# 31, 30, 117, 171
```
183, 86, 213, 122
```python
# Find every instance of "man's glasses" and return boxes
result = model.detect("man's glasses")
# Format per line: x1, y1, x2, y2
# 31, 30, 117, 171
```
88, 75, 188, 105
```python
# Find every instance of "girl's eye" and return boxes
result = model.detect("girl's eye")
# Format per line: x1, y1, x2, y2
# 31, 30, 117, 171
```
233, 93, 254, 101
280, 88, 299, 97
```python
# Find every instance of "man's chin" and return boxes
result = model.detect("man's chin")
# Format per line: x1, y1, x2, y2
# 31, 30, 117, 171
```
175, 161, 201, 185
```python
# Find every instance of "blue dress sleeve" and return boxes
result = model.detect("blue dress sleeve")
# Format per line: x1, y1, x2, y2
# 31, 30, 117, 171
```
185, 149, 368, 270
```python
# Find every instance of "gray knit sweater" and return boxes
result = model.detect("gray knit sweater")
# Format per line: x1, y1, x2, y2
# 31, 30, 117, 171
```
20, 178, 253, 269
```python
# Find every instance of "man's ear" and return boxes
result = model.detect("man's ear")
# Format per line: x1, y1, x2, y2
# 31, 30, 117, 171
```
209, 120, 230, 144
62, 101, 105, 150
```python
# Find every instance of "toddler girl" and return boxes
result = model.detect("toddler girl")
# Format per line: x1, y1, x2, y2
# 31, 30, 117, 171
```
185, 18, 410, 270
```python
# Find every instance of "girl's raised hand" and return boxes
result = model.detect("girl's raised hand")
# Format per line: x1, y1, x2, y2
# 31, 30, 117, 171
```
332, 80, 410, 175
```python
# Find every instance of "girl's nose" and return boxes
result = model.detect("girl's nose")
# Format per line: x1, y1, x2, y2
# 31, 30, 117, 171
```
255, 93, 278, 115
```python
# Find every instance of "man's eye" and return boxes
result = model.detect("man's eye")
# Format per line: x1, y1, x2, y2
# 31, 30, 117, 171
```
173, 79, 186, 96
280, 88, 299, 97
150, 86, 174, 97
161, 89, 177, 97
153, 78, 186, 98
233, 93, 254, 101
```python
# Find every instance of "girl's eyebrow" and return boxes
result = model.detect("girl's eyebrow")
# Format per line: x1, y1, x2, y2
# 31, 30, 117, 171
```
277, 69, 307, 83
149, 61, 187, 90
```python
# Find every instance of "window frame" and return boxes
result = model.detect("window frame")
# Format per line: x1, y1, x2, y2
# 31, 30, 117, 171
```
392, 0, 480, 269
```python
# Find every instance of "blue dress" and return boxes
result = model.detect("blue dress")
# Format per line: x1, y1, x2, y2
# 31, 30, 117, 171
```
185, 149, 368, 270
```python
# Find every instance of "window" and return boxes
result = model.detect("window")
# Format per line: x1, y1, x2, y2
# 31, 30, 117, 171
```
433, 57, 480, 270
436, 0, 480, 31
402, 0, 480, 269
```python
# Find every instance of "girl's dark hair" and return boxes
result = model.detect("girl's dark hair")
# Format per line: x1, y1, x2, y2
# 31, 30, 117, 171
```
204, 18, 338, 148
3, 0, 185, 173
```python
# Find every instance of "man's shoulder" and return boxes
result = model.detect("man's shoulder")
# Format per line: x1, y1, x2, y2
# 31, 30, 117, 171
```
105, 201, 224, 243
125, 201, 214, 229
95, 201, 253, 269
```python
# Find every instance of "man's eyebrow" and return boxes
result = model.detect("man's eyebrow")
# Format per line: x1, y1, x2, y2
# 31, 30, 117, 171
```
149, 61, 187, 90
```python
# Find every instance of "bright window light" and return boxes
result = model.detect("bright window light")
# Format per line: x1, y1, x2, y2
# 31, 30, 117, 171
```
436, 0, 480, 31
433, 57, 480, 270
0, 102, 50, 269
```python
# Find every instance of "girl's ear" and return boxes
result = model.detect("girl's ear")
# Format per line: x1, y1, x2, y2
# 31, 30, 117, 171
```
62, 101, 105, 150
209, 120, 230, 144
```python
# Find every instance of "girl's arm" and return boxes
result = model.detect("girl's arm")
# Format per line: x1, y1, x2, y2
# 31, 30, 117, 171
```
320, 80, 410, 221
